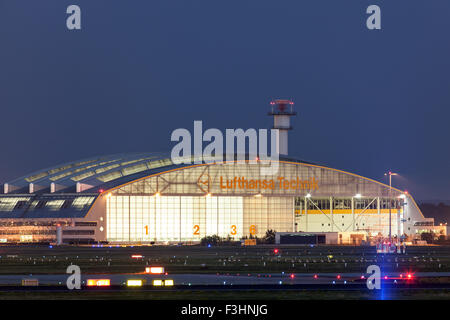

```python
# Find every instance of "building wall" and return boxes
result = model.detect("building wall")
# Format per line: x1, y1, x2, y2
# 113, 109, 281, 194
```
0, 218, 99, 243
0, 160, 432, 244
104, 195, 293, 242
98, 161, 427, 242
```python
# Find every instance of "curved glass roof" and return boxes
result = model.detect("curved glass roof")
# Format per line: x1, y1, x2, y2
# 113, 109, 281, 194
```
6, 152, 173, 193
4, 152, 319, 195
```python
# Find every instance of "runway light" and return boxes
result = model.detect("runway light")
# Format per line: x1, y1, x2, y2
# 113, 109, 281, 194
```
127, 279, 143, 287
164, 279, 174, 286
87, 279, 110, 287
145, 266, 164, 274
152, 280, 163, 286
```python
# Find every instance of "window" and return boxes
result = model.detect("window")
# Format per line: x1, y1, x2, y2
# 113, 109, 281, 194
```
72, 197, 95, 210
46, 200, 65, 211
71, 171, 95, 182
0, 197, 31, 212
122, 163, 147, 176
75, 221, 97, 227
63, 230, 95, 235
97, 171, 122, 182
95, 164, 120, 174
333, 199, 351, 209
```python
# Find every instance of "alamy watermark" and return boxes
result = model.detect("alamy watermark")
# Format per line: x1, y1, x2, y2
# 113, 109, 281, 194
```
366, 265, 381, 290
66, 265, 81, 290
65, 5, 381, 31
170, 121, 281, 175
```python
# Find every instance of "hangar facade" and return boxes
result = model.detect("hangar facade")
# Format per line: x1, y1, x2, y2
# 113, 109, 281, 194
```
0, 152, 434, 244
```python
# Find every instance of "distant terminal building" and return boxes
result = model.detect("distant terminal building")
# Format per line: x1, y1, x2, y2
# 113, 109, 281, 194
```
0, 100, 441, 244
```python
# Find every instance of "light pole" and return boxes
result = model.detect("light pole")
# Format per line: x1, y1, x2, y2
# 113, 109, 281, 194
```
384, 171, 398, 242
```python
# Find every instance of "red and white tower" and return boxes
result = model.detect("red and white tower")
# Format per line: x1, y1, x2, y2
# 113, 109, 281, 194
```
268, 99, 296, 156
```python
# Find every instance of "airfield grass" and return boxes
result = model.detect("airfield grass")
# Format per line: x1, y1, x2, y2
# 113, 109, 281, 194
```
0, 244, 449, 275
0, 245, 448, 299
0, 289, 449, 300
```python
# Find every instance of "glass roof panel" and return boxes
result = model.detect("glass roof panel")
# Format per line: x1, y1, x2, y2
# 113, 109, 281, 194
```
122, 163, 148, 176
97, 171, 122, 182
71, 171, 95, 182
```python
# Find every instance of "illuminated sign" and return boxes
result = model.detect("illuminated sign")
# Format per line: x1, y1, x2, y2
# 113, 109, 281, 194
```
152, 279, 163, 286
87, 279, 110, 286
127, 279, 143, 287
220, 176, 318, 190
164, 279, 174, 286
145, 267, 164, 274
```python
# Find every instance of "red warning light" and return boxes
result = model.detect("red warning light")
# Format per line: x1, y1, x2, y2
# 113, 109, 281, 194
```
407, 273, 413, 279
274, 249, 279, 254
336, 275, 341, 279
384, 276, 388, 280
290, 274, 295, 279
313, 274, 318, 279
360, 275, 365, 279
